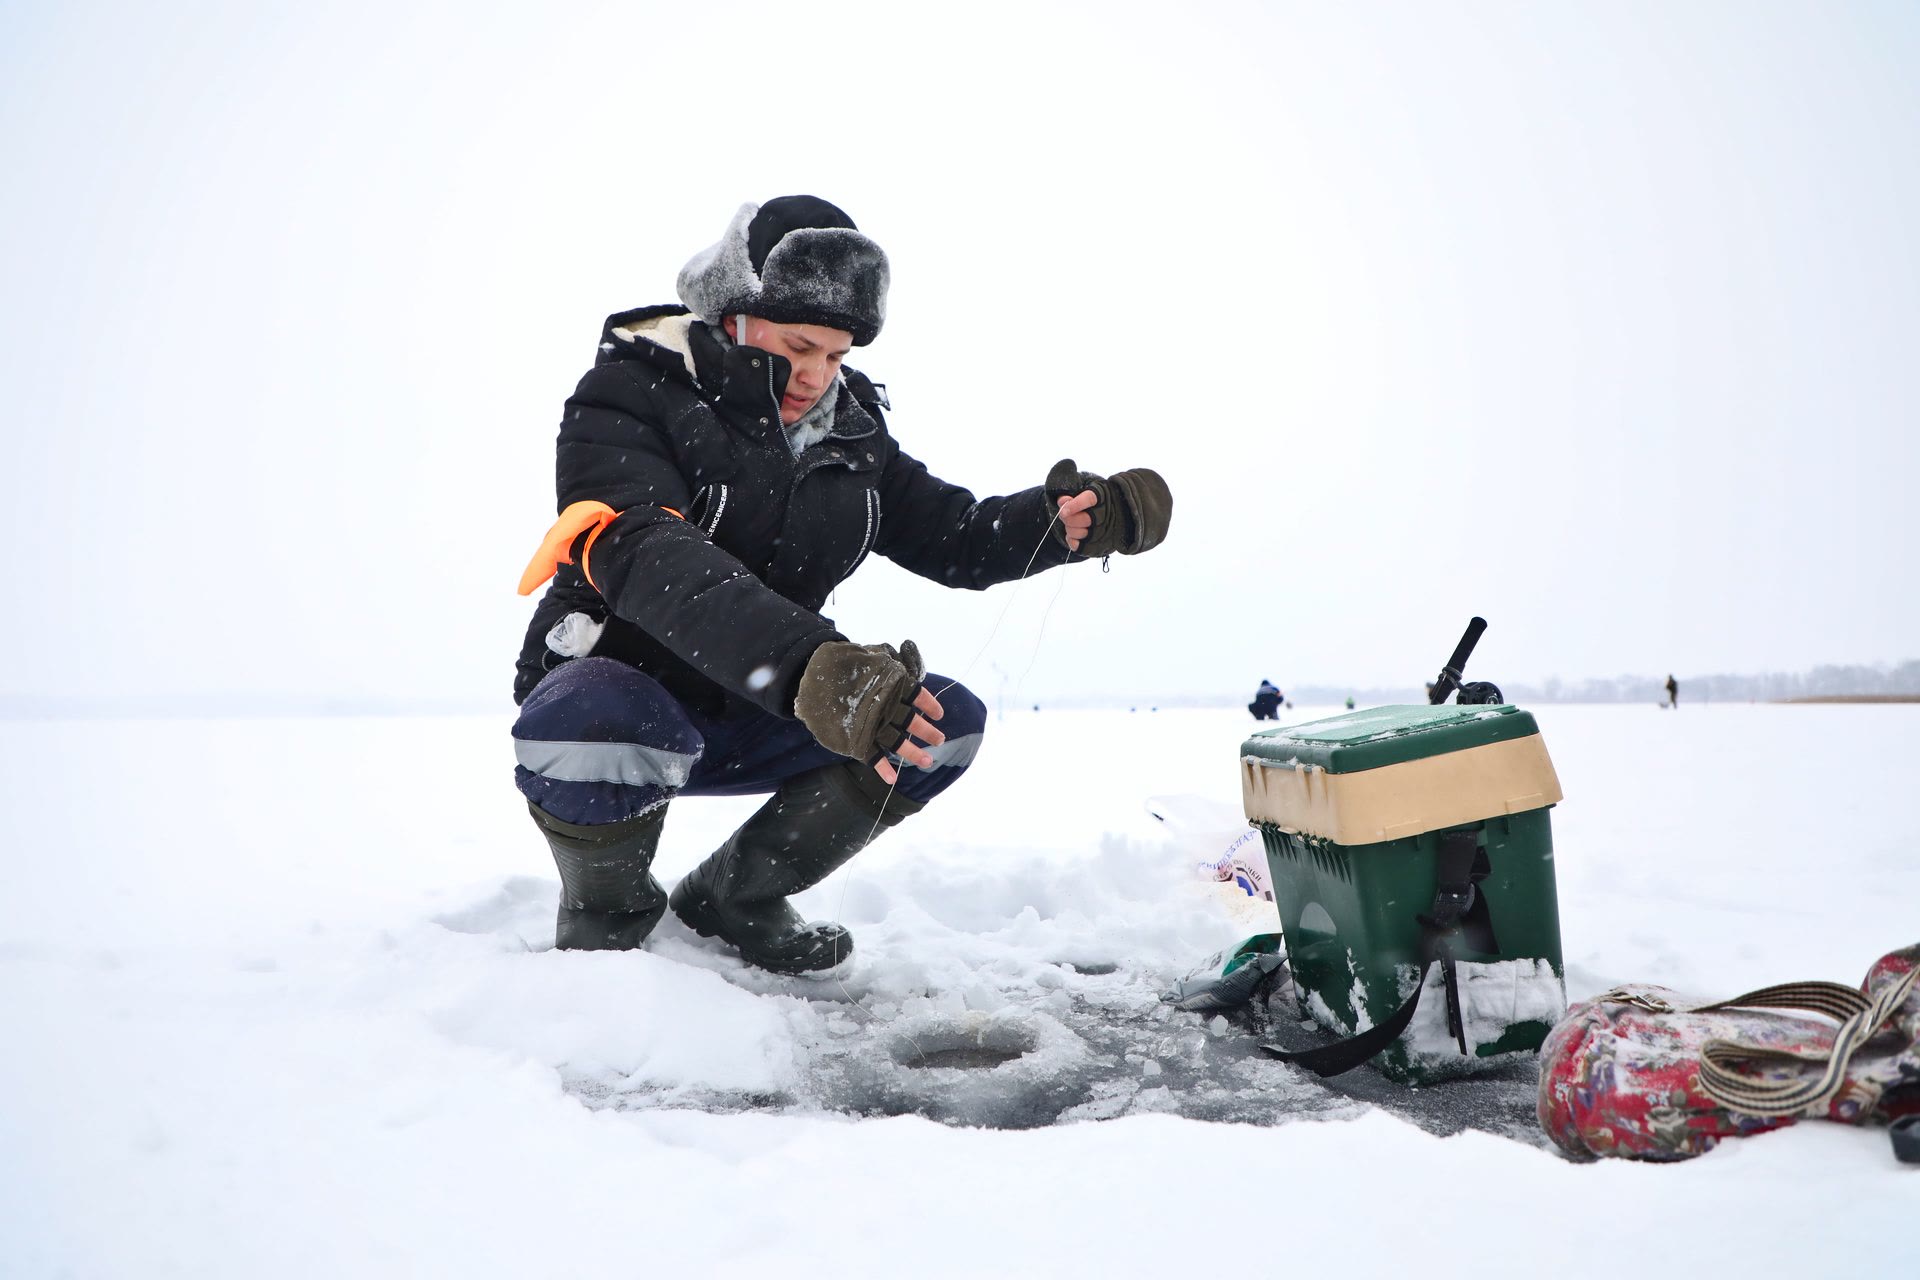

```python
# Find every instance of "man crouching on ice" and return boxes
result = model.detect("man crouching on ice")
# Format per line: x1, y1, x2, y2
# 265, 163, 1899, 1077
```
511, 196, 1172, 973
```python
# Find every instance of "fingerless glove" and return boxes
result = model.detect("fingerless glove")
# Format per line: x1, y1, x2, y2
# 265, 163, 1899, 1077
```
1045, 458, 1173, 557
792, 639, 928, 763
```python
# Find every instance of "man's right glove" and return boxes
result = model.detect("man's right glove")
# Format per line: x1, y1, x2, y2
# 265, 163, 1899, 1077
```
1045, 458, 1173, 557
793, 639, 928, 764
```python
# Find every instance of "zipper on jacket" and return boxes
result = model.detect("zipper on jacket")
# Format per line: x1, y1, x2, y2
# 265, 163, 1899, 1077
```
697, 483, 730, 537
846, 487, 880, 576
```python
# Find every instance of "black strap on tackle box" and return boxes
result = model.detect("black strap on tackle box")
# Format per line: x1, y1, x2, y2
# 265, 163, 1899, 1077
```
1260, 829, 1498, 1078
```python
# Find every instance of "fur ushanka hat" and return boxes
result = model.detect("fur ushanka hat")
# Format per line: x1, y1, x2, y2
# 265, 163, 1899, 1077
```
676, 196, 890, 346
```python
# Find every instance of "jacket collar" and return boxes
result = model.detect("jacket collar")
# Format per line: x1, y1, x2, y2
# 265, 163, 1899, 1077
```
599, 305, 699, 377
597, 304, 880, 445
689, 317, 880, 445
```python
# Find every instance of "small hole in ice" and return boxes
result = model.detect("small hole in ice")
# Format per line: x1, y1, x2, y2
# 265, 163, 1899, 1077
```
891, 1020, 1038, 1071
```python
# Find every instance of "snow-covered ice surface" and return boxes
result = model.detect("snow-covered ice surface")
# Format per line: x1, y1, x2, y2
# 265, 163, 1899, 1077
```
3, 704, 1917, 1277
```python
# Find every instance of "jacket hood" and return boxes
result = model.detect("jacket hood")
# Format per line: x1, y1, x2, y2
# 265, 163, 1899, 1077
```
600, 305, 700, 378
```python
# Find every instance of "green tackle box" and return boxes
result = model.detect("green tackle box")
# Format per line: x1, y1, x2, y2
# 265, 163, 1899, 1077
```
1240, 704, 1567, 1083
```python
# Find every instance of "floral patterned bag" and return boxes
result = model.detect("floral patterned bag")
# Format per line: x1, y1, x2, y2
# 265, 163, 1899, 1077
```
1537, 944, 1920, 1160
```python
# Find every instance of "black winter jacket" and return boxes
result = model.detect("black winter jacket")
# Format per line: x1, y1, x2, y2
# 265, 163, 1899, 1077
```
514, 306, 1075, 717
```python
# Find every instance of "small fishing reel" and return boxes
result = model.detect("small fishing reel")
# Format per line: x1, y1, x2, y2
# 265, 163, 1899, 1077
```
1456, 681, 1504, 706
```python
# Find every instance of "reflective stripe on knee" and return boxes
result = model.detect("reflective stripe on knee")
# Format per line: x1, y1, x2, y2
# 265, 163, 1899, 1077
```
514, 738, 698, 788
915, 731, 983, 771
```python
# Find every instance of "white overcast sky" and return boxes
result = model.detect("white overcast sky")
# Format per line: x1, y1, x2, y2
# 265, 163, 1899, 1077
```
2, 1, 1915, 710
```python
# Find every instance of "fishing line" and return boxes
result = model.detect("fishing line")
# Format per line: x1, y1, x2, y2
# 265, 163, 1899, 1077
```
827, 504, 1082, 1041
1010, 549, 1073, 697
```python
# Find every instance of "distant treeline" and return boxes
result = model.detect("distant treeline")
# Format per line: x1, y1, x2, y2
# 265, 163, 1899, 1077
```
1283, 659, 1920, 706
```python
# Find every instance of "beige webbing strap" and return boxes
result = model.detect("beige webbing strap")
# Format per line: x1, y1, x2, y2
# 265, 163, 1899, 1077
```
1696, 971, 1918, 1118
1699, 981, 1873, 1020
1599, 970, 1919, 1119
1599, 980, 1871, 1021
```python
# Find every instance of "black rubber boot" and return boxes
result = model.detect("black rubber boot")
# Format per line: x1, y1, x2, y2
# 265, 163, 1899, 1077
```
669, 761, 924, 974
529, 801, 670, 951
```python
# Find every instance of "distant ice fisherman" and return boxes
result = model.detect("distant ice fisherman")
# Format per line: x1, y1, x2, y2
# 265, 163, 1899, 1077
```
1248, 679, 1284, 720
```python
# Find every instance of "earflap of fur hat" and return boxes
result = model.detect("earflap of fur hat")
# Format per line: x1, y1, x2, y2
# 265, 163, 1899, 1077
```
676, 202, 762, 327
676, 197, 890, 346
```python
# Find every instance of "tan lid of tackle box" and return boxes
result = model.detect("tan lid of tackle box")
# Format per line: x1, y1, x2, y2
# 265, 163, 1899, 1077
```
1241, 704, 1562, 845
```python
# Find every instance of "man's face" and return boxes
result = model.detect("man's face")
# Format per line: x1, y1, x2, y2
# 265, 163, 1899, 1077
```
727, 317, 853, 425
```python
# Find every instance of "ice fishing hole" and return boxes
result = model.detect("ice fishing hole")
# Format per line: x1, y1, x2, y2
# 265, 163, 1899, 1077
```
1059, 960, 1118, 976
891, 1019, 1039, 1071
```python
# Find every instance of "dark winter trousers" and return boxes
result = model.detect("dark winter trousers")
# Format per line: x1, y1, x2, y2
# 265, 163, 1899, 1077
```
511, 656, 988, 826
